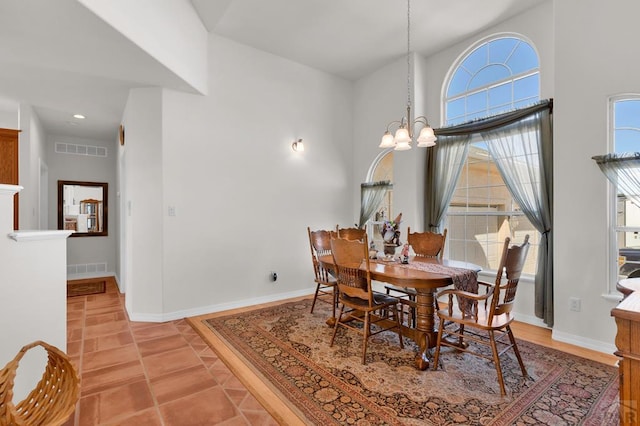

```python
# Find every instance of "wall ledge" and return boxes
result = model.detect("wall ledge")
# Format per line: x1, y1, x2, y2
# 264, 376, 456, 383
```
0, 184, 23, 197
8, 230, 73, 242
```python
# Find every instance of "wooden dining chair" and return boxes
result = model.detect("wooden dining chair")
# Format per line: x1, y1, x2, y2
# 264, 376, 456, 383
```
385, 228, 448, 327
308, 227, 338, 317
330, 234, 404, 364
432, 235, 530, 396
336, 225, 367, 241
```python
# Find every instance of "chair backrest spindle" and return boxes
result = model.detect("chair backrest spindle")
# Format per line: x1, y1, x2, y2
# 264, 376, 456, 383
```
330, 234, 373, 307
488, 235, 530, 321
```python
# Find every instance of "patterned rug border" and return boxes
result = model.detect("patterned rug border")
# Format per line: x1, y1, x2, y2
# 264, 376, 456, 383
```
188, 298, 620, 425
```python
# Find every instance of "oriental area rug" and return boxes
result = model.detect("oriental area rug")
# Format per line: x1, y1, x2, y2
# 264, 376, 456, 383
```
187, 299, 619, 425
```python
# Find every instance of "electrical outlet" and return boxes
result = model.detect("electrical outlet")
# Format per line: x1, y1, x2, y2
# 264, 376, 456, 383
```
569, 297, 581, 312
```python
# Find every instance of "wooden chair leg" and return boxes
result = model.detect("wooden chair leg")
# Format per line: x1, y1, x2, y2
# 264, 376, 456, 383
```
507, 326, 528, 378
310, 283, 320, 313
488, 330, 507, 396
330, 304, 344, 346
362, 311, 370, 364
331, 286, 337, 319
394, 304, 404, 349
432, 317, 445, 370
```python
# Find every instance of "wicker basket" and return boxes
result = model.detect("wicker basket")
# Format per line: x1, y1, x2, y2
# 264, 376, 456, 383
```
0, 341, 80, 426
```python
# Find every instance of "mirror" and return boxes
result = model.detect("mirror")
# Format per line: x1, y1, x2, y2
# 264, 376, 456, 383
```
58, 180, 108, 237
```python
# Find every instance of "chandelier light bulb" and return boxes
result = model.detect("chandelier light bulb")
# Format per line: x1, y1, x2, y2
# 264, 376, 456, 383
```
416, 126, 437, 147
393, 127, 411, 144
379, 131, 395, 148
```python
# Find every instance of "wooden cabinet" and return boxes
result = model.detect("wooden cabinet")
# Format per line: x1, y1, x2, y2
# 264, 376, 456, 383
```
0, 128, 20, 229
612, 291, 640, 425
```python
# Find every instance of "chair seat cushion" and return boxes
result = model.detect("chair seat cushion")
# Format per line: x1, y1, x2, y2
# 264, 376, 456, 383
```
341, 291, 399, 309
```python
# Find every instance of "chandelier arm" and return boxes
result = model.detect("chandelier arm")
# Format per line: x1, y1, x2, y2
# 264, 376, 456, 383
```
385, 120, 404, 132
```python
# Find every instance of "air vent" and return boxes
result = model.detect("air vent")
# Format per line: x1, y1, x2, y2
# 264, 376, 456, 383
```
67, 262, 108, 276
56, 142, 107, 158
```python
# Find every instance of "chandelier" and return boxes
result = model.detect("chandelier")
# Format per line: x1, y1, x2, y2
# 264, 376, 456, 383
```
379, 0, 437, 151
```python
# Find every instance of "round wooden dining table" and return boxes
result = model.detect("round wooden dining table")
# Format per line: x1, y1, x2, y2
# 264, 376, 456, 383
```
319, 254, 481, 370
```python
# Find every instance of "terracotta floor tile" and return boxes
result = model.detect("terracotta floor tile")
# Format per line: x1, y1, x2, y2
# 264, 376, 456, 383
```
142, 346, 202, 379
82, 343, 140, 372
78, 380, 154, 425
85, 310, 126, 326
149, 364, 218, 404
137, 334, 189, 357
67, 281, 277, 425
102, 408, 163, 426
83, 320, 130, 339
83, 330, 134, 353
239, 392, 267, 411
81, 359, 146, 396
158, 387, 239, 426
131, 322, 181, 341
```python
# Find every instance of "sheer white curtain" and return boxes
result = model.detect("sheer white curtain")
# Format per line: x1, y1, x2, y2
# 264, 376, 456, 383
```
482, 108, 554, 327
358, 181, 392, 228
593, 153, 640, 206
424, 135, 470, 232
429, 99, 554, 326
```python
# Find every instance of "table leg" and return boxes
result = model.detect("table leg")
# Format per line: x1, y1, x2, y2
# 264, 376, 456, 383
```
413, 289, 438, 370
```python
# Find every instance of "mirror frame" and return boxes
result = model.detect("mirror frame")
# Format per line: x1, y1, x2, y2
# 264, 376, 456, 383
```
57, 180, 108, 237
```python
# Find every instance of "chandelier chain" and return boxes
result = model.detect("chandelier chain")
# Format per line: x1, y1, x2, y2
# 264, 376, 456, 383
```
406, 0, 411, 110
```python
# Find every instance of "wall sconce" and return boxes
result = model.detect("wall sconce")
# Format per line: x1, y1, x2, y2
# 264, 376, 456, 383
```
292, 138, 305, 152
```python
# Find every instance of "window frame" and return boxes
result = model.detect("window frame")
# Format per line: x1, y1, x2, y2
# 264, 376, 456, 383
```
442, 33, 540, 276
608, 94, 640, 296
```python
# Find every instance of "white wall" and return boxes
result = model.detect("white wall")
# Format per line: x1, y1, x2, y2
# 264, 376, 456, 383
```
18, 104, 47, 231
120, 35, 354, 320
0, 185, 70, 400
46, 134, 117, 278
552, 0, 640, 349
120, 87, 164, 317
0, 110, 18, 129
78, 0, 208, 94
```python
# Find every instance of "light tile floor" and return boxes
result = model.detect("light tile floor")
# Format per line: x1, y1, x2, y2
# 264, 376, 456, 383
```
64, 281, 278, 425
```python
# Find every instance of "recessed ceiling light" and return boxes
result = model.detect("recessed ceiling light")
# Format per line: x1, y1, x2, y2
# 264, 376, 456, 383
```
73, 114, 85, 119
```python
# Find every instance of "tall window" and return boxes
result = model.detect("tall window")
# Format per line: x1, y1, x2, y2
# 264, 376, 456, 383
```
611, 96, 640, 280
368, 150, 394, 248
444, 35, 540, 274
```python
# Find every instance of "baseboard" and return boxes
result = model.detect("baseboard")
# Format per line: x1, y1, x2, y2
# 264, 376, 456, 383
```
551, 328, 617, 356
67, 271, 116, 281
126, 288, 315, 323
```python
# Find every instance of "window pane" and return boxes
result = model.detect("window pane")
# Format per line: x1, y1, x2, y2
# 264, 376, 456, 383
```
507, 42, 539, 74
615, 99, 640, 129
615, 129, 640, 153
447, 68, 471, 97
466, 91, 487, 114
489, 38, 519, 64
469, 65, 511, 91
488, 82, 512, 108
514, 74, 540, 101
463, 44, 488, 74
446, 98, 465, 121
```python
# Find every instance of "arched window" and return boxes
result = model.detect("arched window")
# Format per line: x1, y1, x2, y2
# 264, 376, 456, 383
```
367, 149, 394, 248
444, 35, 540, 274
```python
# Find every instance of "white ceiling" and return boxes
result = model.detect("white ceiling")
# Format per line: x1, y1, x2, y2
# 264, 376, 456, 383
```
0, 0, 545, 142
